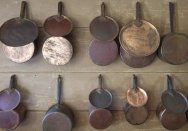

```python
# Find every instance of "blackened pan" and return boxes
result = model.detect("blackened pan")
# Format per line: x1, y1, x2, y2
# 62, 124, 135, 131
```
44, 1, 73, 36
0, 75, 21, 111
89, 105, 112, 130
0, 1, 38, 47
156, 103, 186, 130
126, 75, 148, 107
90, 2, 119, 41
89, 74, 112, 109
0, 104, 26, 130
120, 46, 156, 68
119, 2, 160, 57
158, 2, 188, 65
42, 75, 74, 131
2, 42, 35, 63
89, 40, 118, 66
123, 102, 148, 125
161, 75, 188, 113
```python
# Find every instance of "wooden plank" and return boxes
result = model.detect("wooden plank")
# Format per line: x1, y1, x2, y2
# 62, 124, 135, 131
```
0, 28, 188, 73
0, 111, 187, 131
0, 73, 187, 111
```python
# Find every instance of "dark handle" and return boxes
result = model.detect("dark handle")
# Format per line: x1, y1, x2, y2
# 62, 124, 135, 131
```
167, 75, 174, 94
132, 74, 138, 92
135, 2, 142, 27
101, 2, 105, 17
169, 2, 175, 33
20, 1, 27, 19
57, 75, 62, 106
58, 1, 63, 17
98, 74, 103, 90
9, 75, 16, 90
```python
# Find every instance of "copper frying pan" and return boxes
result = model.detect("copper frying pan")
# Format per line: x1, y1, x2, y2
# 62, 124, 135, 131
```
44, 1, 73, 36
158, 2, 188, 65
126, 75, 148, 107
90, 2, 119, 41
119, 2, 160, 57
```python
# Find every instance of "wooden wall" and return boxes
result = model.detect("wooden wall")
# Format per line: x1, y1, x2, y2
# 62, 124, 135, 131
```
0, 0, 188, 130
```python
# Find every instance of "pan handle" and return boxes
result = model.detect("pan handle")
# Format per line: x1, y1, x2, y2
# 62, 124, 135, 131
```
98, 74, 104, 92
20, 1, 27, 19
167, 75, 174, 95
169, 2, 175, 33
101, 2, 106, 17
135, 2, 142, 27
9, 75, 16, 90
57, 75, 62, 106
132, 74, 138, 92
58, 1, 63, 17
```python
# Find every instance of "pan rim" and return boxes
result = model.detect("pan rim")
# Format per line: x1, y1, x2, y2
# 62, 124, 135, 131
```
0, 17, 39, 47
119, 20, 160, 57
89, 15, 119, 41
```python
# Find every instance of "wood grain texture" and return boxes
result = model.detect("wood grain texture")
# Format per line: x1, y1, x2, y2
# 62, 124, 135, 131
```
0, 73, 187, 111
0, 111, 187, 131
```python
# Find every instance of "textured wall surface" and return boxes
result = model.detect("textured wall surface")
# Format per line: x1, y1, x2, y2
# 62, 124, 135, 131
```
0, 0, 188, 130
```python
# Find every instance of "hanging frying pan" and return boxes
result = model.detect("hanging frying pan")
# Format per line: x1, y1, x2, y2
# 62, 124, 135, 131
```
161, 75, 188, 113
123, 102, 148, 125
0, 1, 38, 47
126, 75, 148, 107
44, 1, 73, 36
89, 105, 112, 130
2, 42, 34, 63
89, 40, 118, 66
119, 2, 160, 57
156, 103, 186, 130
158, 2, 188, 65
120, 46, 156, 68
42, 75, 74, 131
89, 74, 112, 109
0, 75, 21, 111
89, 2, 119, 41
42, 37, 73, 65
0, 104, 26, 130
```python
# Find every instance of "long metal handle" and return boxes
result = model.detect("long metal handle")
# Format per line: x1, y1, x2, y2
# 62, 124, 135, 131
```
167, 75, 174, 94
169, 2, 175, 33
9, 75, 16, 90
20, 1, 27, 19
98, 74, 103, 89
135, 2, 142, 27
101, 2, 105, 17
58, 1, 63, 16
132, 74, 138, 92
57, 75, 62, 105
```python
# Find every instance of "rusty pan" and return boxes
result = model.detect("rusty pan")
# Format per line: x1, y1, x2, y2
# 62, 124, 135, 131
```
123, 102, 148, 125
0, 104, 26, 130
119, 2, 160, 57
89, 40, 118, 66
126, 75, 148, 107
44, 1, 73, 36
42, 75, 74, 131
90, 2, 119, 41
161, 75, 188, 113
158, 2, 188, 65
89, 105, 112, 130
0, 75, 21, 111
156, 103, 186, 130
120, 46, 156, 68
42, 37, 73, 65
89, 74, 112, 109
0, 1, 38, 47
2, 42, 35, 63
